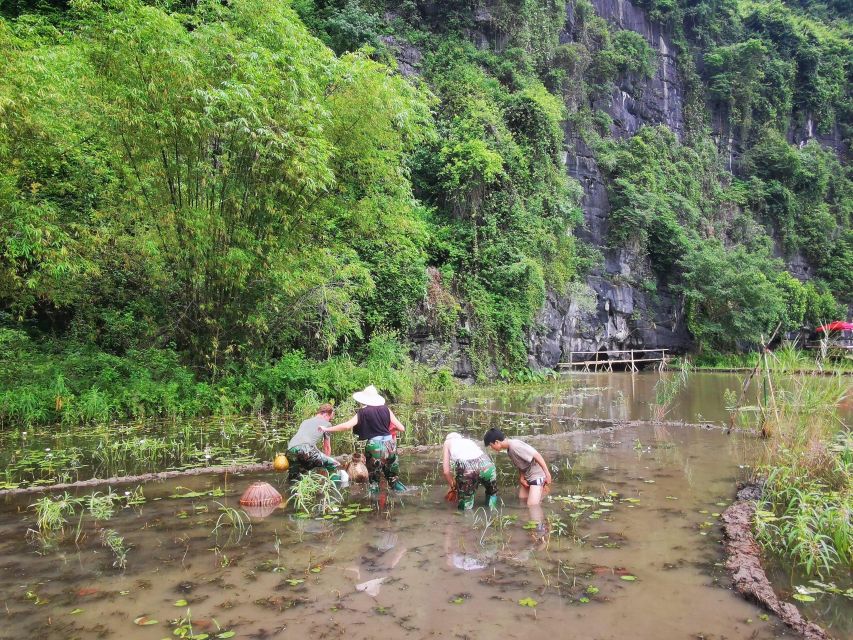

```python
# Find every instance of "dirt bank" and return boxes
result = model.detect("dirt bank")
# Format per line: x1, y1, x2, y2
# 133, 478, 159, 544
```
722, 483, 830, 640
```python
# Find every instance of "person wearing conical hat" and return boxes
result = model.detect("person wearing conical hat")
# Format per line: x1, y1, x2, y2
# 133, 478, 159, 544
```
442, 432, 498, 510
322, 385, 407, 492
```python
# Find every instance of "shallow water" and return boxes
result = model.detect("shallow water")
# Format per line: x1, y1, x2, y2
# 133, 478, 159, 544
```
1, 375, 850, 639
423, 370, 853, 426
3, 371, 849, 489
0, 421, 828, 640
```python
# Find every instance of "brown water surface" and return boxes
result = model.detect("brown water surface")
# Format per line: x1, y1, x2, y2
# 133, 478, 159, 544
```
0, 420, 814, 640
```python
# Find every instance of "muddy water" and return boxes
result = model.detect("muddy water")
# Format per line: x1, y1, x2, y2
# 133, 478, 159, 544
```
0, 421, 813, 640
421, 370, 853, 426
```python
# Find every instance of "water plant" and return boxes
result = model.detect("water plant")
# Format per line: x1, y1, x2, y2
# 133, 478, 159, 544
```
287, 471, 343, 516
87, 490, 117, 521
211, 503, 252, 543
100, 528, 129, 569
30, 493, 80, 538
650, 360, 690, 422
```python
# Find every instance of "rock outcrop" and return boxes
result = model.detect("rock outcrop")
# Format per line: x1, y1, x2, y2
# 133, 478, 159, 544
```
528, 0, 691, 371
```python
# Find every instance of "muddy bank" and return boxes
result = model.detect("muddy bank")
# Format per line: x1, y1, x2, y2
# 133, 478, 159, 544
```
722, 483, 830, 640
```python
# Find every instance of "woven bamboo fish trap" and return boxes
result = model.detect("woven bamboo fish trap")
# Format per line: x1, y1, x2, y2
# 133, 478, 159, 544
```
239, 481, 283, 507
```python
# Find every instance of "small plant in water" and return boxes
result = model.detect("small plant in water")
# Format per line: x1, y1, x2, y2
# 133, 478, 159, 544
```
100, 528, 129, 569
650, 360, 690, 422
211, 502, 252, 543
87, 489, 117, 521
288, 471, 343, 516
29, 493, 80, 540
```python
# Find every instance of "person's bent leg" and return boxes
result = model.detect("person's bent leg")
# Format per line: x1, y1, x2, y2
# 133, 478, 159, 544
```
383, 440, 406, 491
286, 446, 309, 480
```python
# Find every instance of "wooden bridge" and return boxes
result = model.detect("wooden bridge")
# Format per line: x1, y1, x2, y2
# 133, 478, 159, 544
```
558, 348, 670, 372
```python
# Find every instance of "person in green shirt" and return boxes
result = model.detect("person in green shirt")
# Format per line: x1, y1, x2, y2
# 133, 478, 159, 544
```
286, 403, 340, 478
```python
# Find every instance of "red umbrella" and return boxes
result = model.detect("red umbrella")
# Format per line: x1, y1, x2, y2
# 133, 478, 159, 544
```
815, 321, 853, 332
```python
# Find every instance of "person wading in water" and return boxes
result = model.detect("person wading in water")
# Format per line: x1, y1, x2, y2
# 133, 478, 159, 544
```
322, 385, 407, 493
442, 432, 498, 510
285, 403, 341, 479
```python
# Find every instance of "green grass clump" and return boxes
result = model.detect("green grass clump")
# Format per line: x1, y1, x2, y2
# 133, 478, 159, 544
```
756, 433, 851, 578
747, 347, 852, 579
288, 471, 343, 516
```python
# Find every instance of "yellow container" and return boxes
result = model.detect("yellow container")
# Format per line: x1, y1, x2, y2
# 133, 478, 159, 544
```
273, 453, 289, 472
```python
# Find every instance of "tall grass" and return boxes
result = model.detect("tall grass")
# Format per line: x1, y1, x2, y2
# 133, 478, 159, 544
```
650, 360, 690, 422
0, 329, 449, 428
746, 347, 852, 578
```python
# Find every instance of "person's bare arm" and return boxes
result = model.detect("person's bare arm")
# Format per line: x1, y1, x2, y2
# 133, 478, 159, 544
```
442, 443, 454, 487
322, 434, 331, 456
532, 451, 552, 484
322, 415, 358, 432
519, 472, 529, 488
389, 409, 405, 432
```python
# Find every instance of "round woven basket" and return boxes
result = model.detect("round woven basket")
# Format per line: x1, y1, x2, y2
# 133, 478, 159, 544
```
239, 481, 283, 507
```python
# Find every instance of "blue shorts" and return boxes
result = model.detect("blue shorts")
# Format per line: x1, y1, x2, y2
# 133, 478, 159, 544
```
527, 477, 547, 486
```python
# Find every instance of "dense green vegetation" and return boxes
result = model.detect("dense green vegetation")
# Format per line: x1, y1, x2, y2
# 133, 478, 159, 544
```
733, 347, 852, 578
0, 0, 850, 424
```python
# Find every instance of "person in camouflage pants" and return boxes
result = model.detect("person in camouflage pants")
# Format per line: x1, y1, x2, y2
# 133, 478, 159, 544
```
321, 385, 408, 492
454, 455, 498, 510
364, 436, 401, 488
442, 432, 498, 510
286, 443, 338, 477
285, 403, 340, 479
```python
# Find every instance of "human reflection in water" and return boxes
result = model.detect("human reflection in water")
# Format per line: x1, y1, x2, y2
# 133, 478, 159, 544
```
349, 529, 408, 598
443, 523, 493, 571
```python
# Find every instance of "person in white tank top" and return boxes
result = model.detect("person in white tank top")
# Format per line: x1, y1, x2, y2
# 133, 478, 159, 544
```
442, 433, 498, 510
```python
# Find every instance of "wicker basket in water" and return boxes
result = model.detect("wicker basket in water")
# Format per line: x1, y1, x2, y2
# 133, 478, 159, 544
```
239, 481, 283, 507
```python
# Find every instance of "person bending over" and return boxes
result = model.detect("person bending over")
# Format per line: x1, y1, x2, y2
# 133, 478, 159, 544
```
442, 432, 498, 510
483, 428, 551, 506
286, 403, 340, 478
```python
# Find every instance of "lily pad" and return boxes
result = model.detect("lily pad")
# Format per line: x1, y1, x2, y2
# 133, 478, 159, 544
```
217, 633, 236, 639
133, 615, 158, 626
792, 594, 815, 602
175, 599, 188, 607
518, 597, 538, 607
69, 608, 83, 614
620, 575, 637, 581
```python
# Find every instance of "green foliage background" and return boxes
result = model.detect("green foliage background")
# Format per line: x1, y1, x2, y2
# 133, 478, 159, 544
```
0, 0, 849, 424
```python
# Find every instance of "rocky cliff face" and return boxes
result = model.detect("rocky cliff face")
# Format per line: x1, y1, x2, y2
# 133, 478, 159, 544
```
527, 0, 693, 371
410, 0, 839, 378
